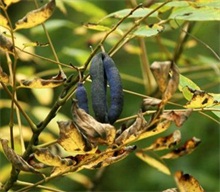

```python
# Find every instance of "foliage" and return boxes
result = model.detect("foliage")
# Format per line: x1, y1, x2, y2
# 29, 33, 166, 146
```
0, 0, 220, 191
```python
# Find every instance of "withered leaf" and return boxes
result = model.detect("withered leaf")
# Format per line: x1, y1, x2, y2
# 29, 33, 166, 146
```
34, 148, 75, 167
0, 139, 40, 173
115, 112, 148, 145
184, 87, 220, 108
162, 63, 179, 103
0, 66, 9, 84
19, 71, 65, 88
161, 137, 201, 159
150, 61, 171, 93
0, 33, 13, 52
71, 101, 116, 145
143, 130, 181, 151
142, 97, 161, 111
57, 121, 97, 154
82, 145, 136, 169
139, 120, 171, 141
161, 109, 192, 127
175, 171, 204, 192
14, 0, 56, 31
162, 188, 178, 192
135, 151, 171, 175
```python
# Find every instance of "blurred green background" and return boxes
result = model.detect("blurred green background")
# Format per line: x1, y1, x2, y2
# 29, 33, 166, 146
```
0, 0, 219, 191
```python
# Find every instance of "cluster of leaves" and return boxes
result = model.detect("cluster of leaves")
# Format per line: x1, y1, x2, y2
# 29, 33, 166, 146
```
0, 0, 220, 191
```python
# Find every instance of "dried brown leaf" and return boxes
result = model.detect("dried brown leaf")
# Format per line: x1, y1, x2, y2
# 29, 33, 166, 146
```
175, 171, 204, 192
0, 66, 9, 84
142, 97, 161, 111
57, 121, 97, 154
143, 130, 181, 151
162, 63, 179, 103
19, 71, 65, 88
161, 137, 201, 159
161, 109, 192, 127
71, 101, 116, 145
14, 0, 56, 30
150, 61, 171, 93
82, 145, 136, 169
0, 139, 40, 173
115, 112, 148, 145
0, 33, 13, 52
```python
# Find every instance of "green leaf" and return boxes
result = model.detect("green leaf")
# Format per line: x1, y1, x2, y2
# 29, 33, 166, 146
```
133, 24, 164, 37
84, 23, 111, 32
30, 19, 75, 35
179, 74, 200, 101
168, 1, 220, 21
104, 8, 158, 19
63, 0, 106, 18
62, 47, 90, 65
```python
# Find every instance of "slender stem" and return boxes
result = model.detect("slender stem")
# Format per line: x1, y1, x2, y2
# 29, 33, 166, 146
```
0, 82, 37, 132
33, 0, 64, 73
16, 180, 65, 192
15, 46, 72, 69
109, 0, 172, 55
138, 37, 153, 94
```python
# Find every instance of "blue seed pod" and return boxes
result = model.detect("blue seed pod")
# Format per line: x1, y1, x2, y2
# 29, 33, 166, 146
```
90, 52, 108, 123
75, 82, 89, 113
103, 53, 124, 124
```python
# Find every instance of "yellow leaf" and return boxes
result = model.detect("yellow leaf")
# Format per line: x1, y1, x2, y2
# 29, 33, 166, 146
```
2, 0, 20, 7
0, 14, 9, 29
14, 0, 56, 30
19, 71, 65, 88
175, 171, 204, 192
34, 148, 75, 167
57, 121, 97, 154
0, 67, 9, 84
84, 23, 111, 32
139, 120, 171, 141
161, 137, 201, 159
184, 88, 220, 108
143, 130, 181, 151
136, 152, 171, 175
31, 88, 53, 105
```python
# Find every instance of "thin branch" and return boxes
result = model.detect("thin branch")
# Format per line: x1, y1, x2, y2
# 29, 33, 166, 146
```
0, 82, 37, 132
109, 0, 172, 55
33, 0, 64, 73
